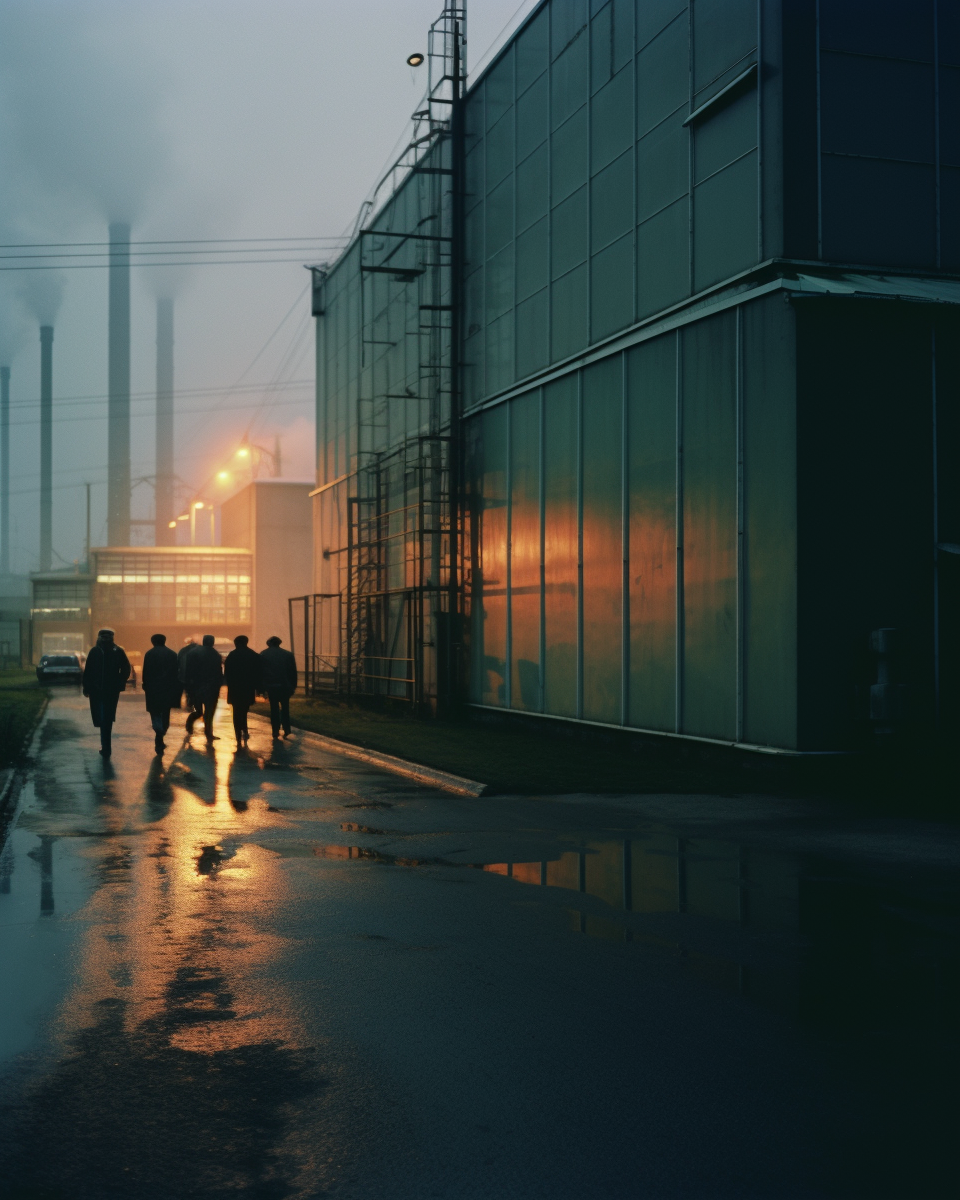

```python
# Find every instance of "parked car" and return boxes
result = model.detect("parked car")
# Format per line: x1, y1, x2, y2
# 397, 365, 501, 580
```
36, 653, 83, 685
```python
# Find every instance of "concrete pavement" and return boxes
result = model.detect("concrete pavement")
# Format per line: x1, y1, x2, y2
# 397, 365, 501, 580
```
1, 688, 957, 1198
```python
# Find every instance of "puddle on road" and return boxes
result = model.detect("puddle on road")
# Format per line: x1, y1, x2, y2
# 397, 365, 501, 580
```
302, 831, 960, 1034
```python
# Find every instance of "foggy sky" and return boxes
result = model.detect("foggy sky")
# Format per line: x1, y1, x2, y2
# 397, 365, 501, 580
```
0, 0, 532, 574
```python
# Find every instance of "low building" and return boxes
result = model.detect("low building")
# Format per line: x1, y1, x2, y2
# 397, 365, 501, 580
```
89, 546, 252, 667
29, 567, 93, 660
220, 480, 313, 651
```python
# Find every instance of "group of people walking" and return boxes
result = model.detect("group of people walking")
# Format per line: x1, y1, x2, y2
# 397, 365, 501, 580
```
80, 627, 298, 757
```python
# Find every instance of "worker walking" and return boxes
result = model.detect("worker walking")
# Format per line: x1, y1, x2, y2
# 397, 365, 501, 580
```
224, 634, 260, 749
82, 628, 131, 758
142, 633, 180, 755
183, 634, 224, 743
259, 635, 298, 739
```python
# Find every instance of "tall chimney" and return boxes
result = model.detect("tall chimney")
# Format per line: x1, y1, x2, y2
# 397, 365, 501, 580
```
107, 221, 131, 546
39, 326, 54, 571
155, 298, 175, 545
0, 366, 9, 575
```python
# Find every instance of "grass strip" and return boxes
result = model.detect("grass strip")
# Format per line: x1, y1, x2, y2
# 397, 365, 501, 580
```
0, 669, 47, 769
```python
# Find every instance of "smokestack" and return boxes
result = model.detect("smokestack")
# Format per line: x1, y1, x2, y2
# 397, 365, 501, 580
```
0, 366, 9, 575
155, 298, 174, 545
40, 325, 53, 571
107, 221, 130, 546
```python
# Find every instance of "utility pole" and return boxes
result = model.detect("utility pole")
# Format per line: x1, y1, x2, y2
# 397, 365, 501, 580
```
84, 483, 91, 571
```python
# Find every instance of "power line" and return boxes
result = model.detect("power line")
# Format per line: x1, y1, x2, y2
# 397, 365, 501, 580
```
5, 377, 313, 412
5, 391, 312, 430
0, 236, 346, 249
0, 257, 329, 272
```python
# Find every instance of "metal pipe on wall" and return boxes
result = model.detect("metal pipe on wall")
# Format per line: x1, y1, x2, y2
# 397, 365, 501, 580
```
155, 297, 174, 545
0, 366, 9, 575
40, 325, 53, 571
107, 221, 131, 547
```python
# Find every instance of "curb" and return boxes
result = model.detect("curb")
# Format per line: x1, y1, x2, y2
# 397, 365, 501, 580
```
249, 714, 486, 797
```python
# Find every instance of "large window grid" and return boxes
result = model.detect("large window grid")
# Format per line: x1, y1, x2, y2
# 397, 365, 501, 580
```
462, 0, 761, 411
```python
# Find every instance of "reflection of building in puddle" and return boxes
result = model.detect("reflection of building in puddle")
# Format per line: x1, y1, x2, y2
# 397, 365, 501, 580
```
312, 833, 958, 1032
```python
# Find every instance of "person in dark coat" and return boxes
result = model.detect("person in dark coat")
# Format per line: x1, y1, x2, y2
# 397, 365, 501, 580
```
177, 637, 198, 718
224, 634, 260, 748
183, 634, 223, 742
142, 633, 180, 755
81, 628, 131, 758
259, 635, 298, 738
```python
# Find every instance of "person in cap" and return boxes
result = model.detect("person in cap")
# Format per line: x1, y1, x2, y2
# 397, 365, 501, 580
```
258, 635, 298, 739
142, 633, 180, 754
183, 634, 224, 742
81, 628, 131, 758
224, 634, 260, 749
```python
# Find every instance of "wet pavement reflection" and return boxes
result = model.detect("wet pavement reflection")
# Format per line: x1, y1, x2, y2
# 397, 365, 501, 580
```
0, 689, 957, 1198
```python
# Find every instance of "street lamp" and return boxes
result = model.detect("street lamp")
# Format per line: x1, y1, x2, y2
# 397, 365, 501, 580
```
407, 52, 424, 67
190, 500, 204, 546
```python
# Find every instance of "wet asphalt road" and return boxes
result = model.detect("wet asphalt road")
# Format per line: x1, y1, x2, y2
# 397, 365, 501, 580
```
0, 690, 958, 1199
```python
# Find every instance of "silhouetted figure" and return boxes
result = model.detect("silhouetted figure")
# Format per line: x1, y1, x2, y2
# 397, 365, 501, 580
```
142, 633, 180, 755
82, 628, 131, 758
224, 634, 260, 749
259, 635, 297, 738
183, 634, 223, 743
177, 636, 199, 724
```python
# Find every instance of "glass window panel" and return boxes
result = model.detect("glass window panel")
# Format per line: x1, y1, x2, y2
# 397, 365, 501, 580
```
591, 63, 634, 173
551, 263, 589, 360
637, 14, 688, 137
509, 391, 542, 710
486, 111, 516, 194
637, 108, 688, 223
517, 72, 549, 162
486, 310, 515, 395
476, 405, 508, 705
693, 150, 758, 290
552, 185, 588, 278
592, 149, 634, 252
693, 0, 755, 95
552, 0, 588, 59
517, 142, 549, 230
693, 87, 757, 184
486, 175, 514, 258
591, 231, 634, 340
465, 144, 484, 212
551, 36, 588, 128
627, 333, 677, 731
681, 311, 737, 740
465, 265, 484, 338
637, 196, 689, 318
517, 216, 549, 300
551, 107, 588, 204
612, 0, 635, 72
591, 3, 613, 93
465, 88, 484, 154
516, 287, 550, 379
637, 0, 686, 51
486, 46, 514, 129
485, 244, 515, 323
543, 374, 579, 716
517, 5, 549, 93
581, 355, 623, 724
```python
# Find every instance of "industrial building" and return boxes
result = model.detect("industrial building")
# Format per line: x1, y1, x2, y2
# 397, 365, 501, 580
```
313, 0, 957, 751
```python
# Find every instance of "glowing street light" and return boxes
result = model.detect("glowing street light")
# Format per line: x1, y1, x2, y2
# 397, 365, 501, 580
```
407, 52, 424, 67
217, 470, 230, 483
168, 520, 177, 529
236, 446, 250, 460
190, 500, 205, 546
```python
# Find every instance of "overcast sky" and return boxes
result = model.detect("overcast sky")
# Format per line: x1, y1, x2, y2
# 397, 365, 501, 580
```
0, 0, 534, 574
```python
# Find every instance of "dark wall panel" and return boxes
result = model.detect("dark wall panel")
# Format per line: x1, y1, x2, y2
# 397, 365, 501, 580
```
681, 311, 737, 740
820, 53, 934, 164
627, 333, 677, 731
820, 157, 936, 268
818, 0, 934, 61
581, 355, 624, 723
742, 295, 798, 748
543, 374, 580, 716
796, 301, 934, 748
510, 392, 542, 710
693, 151, 758, 290
693, 0, 756, 96
637, 197, 688, 317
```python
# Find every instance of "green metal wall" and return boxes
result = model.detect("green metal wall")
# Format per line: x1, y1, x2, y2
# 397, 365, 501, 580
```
466, 291, 798, 749
463, 0, 762, 411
